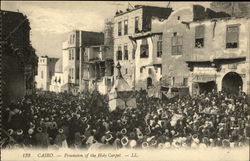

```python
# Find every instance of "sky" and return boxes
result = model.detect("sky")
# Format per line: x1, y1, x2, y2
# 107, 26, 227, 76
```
2, 1, 211, 58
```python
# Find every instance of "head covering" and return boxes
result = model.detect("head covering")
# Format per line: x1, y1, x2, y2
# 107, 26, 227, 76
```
37, 127, 43, 133
8, 129, 14, 136
16, 129, 23, 135
129, 140, 137, 148
28, 128, 34, 135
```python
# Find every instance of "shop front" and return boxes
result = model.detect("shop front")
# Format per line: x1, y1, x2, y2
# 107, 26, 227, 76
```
187, 57, 249, 96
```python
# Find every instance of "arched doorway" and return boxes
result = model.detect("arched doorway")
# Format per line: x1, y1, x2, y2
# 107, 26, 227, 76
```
222, 72, 243, 94
147, 77, 152, 88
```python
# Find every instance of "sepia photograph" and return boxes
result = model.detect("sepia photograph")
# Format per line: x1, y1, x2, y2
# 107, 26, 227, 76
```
1, 1, 250, 161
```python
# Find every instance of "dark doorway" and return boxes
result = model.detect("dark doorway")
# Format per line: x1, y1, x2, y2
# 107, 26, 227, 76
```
198, 81, 216, 94
222, 72, 243, 94
147, 77, 152, 88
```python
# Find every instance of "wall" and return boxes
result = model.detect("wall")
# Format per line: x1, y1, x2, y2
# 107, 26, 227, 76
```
162, 7, 194, 87
113, 8, 143, 88
189, 18, 250, 94
134, 34, 162, 90
2, 48, 25, 105
35, 57, 57, 90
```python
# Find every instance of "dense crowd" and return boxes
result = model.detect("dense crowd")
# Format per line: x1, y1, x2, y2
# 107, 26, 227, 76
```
2, 89, 250, 149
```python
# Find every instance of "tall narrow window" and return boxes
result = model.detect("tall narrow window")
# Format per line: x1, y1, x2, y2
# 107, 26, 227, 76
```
41, 71, 43, 79
172, 77, 175, 86
157, 35, 163, 57
124, 20, 128, 35
135, 17, 139, 33
76, 67, 79, 79
72, 34, 75, 44
117, 46, 122, 60
226, 25, 239, 48
195, 25, 205, 48
69, 68, 72, 79
71, 49, 74, 60
124, 45, 128, 60
140, 67, 143, 73
72, 68, 74, 79
76, 49, 79, 60
69, 50, 71, 60
148, 68, 152, 75
118, 21, 122, 36
140, 38, 149, 58
183, 77, 188, 86
171, 36, 183, 55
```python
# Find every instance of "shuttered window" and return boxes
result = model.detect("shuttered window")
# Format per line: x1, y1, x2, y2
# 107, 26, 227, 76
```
195, 25, 205, 48
140, 38, 149, 58
171, 36, 183, 55
124, 45, 128, 60
117, 46, 122, 60
124, 20, 128, 35
118, 21, 122, 36
226, 25, 239, 48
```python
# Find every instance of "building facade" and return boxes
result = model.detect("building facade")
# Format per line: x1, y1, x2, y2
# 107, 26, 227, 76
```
113, 5, 172, 88
158, 6, 195, 90
35, 56, 58, 90
130, 32, 163, 90
187, 17, 250, 95
62, 30, 104, 94
2, 10, 38, 105
81, 45, 114, 94
49, 58, 64, 93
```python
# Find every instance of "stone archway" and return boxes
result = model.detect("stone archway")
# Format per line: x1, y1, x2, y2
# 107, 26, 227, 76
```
222, 72, 243, 94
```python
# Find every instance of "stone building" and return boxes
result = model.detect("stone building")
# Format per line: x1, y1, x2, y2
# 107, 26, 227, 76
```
152, 5, 237, 96
49, 58, 64, 93
187, 17, 250, 95
113, 5, 172, 88
1, 10, 38, 105
62, 30, 104, 94
35, 56, 58, 90
129, 32, 163, 90
81, 45, 114, 94
153, 6, 195, 93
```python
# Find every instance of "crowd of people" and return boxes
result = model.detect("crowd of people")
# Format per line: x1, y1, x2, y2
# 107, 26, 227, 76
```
2, 89, 250, 149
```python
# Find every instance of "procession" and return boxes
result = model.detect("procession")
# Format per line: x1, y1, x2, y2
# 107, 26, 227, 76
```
2, 88, 250, 149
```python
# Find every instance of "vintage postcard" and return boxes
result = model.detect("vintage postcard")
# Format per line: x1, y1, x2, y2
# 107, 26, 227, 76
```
1, 1, 250, 161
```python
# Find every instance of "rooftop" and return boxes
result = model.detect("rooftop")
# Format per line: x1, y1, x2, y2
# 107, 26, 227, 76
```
114, 5, 172, 17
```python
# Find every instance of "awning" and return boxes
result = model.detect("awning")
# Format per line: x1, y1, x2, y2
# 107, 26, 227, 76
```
192, 74, 216, 83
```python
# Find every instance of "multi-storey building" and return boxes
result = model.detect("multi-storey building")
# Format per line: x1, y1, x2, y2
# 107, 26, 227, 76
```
81, 45, 114, 94
156, 6, 195, 93
1, 10, 38, 105
62, 30, 104, 94
113, 5, 172, 88
129, 32, 163, 90
35, 56, 58, 90
187, 17, 250, 95
158, 5, 248, 94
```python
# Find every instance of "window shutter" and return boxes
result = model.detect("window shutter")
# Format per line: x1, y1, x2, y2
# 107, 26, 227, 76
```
226, 26, 239, 43
195, 25, 205, 39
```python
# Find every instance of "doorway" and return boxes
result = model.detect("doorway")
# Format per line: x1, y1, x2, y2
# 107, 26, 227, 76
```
147, 77, 152, 89
198, 81, 216, 94
222, 72, 243, 94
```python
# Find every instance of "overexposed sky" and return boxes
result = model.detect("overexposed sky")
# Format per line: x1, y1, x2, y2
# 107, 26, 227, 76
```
2, 1, 210, 58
